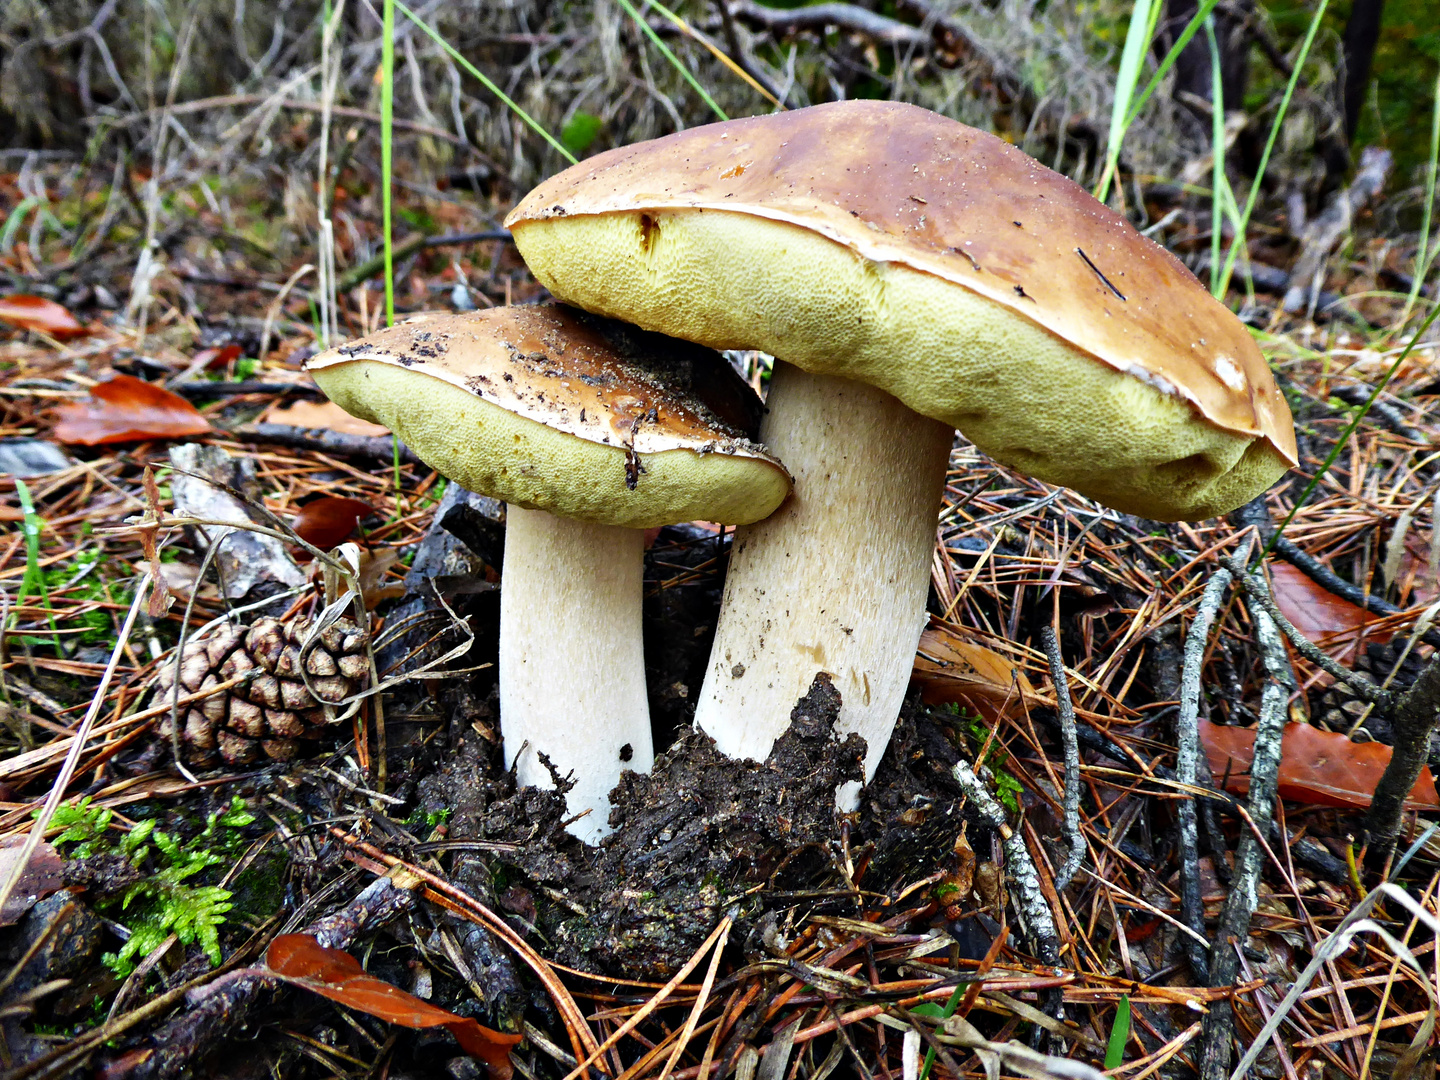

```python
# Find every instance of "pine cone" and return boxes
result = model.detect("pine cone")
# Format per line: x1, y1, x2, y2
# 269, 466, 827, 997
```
154, 615, 369, 766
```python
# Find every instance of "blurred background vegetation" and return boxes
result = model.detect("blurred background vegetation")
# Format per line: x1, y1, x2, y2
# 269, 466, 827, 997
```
0, 0, 1434, 330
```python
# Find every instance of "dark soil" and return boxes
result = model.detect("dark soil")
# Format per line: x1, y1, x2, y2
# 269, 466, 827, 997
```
416, 672, 998, 985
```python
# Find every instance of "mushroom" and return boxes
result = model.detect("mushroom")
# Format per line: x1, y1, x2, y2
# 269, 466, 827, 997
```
503, 100, 1298, 801
307, 305, 790, 840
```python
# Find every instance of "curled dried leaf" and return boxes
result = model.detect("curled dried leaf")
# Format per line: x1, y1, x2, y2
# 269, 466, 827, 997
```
265, 934, 519, 1077
912, 623, 1034, 722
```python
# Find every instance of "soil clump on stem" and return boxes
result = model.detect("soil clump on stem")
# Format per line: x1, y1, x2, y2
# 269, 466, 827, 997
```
417, 675, 977, 980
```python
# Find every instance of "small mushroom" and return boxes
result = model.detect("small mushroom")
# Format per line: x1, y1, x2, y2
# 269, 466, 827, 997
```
308, 305, 790, 841
504, 100, 1298, 802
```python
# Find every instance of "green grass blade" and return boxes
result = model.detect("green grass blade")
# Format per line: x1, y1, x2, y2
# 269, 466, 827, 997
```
1206, 15, 1224, 297
381, 0, 395, 326
1105, 995, 1132, 1070
613, 0, 728, 122
1095, 0, 1162, 202
916, 984, 965, 1080
1096, 0, 1224, 203
1123, 0, 1222, 130
1401, 71, 1440, 327
0, 196, 39, 254
1217, 0, 1329, 299
14, 480, 64, 656
1266, 300, 1440, 557
396, 0, 576, 165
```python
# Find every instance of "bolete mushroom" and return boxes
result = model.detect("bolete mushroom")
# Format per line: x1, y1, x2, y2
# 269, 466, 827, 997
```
503, 101, 1297, 802
307, 305, 790, 840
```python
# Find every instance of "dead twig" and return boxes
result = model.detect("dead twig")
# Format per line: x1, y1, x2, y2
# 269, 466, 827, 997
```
1199, 588, 1292, 1080
1364, 657, 1440, 849
1225, 555, 1392, 708
1038, 624, 1083, 891
1175, 565, 1232, 986
1283, 146, 1393, 315
950, 758, 1060, 968
240, 424, 424, 466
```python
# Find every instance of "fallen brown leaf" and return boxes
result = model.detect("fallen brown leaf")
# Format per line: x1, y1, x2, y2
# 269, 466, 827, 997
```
266, 934, 520, 1077
293, 497, 373, 550
0, 294, 88, 339
912, 622, 1034, 722
1201, 716, 1439, 811
1270, 562, 1391, 664
0, 836, 64, 925
52, 375, 212, 445
264, 398, 390, 437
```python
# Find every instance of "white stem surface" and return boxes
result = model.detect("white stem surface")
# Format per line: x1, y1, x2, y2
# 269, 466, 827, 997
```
693, 363, 953, 806
500, 507, 653, 843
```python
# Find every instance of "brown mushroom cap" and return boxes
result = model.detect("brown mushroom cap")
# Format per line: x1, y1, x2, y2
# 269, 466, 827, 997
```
307, 306, 791, 528
504, 100, 1297, 521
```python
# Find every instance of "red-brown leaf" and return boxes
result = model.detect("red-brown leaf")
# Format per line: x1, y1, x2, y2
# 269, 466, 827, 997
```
193, 344, 243, 370
265, 934, 519, 1077
292, 497, 373, 550
0, 295, 88, 339
52, 375, 212, 445
1269, 562, 1390, 664
1200, 716, 1439, 811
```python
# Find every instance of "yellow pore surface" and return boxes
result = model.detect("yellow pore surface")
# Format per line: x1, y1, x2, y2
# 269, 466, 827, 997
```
312, 359, 792, 528
513, 207, 1291, 522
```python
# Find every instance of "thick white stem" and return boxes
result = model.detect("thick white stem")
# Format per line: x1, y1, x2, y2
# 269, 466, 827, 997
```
693, 363, 953, 806
499, 507, 653, 843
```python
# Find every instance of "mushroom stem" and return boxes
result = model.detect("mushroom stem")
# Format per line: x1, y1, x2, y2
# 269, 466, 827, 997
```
499, 505, 653, 843
693, 362, 953, 804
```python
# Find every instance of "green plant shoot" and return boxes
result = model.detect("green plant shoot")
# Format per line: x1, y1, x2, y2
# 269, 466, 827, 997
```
380, 0, 395, 326
1105, 995, 1132, 1069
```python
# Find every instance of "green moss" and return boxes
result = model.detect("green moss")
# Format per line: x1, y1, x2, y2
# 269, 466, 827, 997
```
46, 796, 260, 976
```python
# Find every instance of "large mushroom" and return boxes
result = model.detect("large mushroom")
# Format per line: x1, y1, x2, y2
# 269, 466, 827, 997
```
307, 305, 789, 840
504, 100, 1297, 801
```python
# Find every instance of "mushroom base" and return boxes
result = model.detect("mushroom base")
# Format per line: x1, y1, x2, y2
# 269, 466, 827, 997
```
500, 506, 654, 842
693, 363, 953, 805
